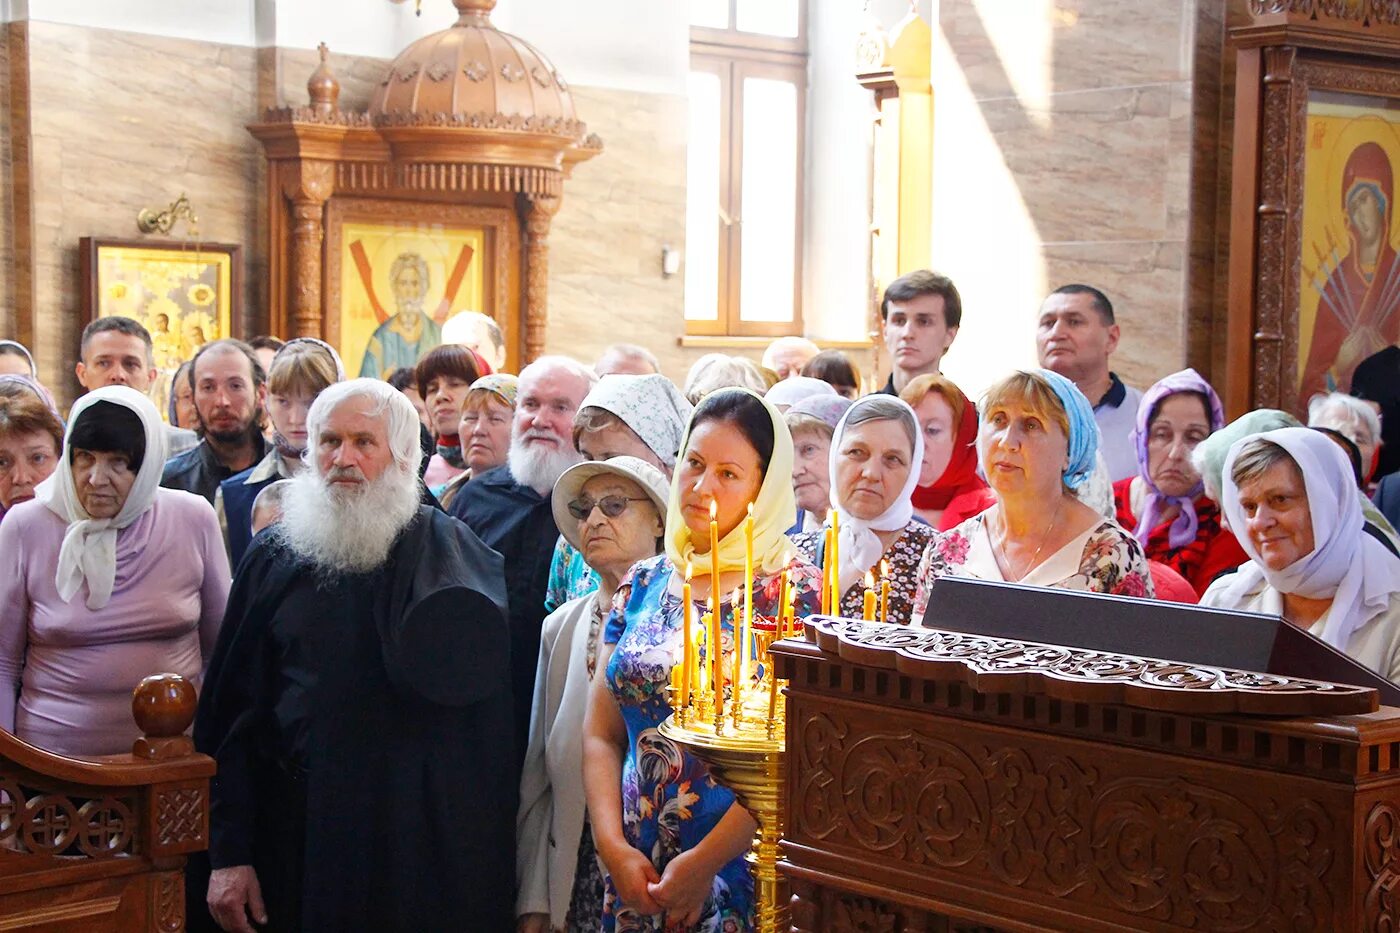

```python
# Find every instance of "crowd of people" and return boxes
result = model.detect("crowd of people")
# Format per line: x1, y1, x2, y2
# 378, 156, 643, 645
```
0, 265, 1398, 932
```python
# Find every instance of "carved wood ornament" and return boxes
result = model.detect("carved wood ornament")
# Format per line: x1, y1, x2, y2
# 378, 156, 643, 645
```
249, 0, 601, 372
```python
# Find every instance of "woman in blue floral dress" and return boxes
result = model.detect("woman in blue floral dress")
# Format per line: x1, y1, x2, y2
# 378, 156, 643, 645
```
584, 388, 821, 933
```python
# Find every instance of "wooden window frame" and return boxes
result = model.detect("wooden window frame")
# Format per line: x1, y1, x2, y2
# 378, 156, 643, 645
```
686, 1, 808, 339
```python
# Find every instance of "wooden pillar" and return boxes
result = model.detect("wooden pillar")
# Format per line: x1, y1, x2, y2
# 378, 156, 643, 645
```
281, 161, 335, 339
521, 193, 560, 364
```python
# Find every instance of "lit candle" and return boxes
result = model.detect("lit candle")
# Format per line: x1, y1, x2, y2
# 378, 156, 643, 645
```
710, 591, 724, 719
742, 502, 754, 686
730, 587, 744, 712
863, 571, 876, 621
776, 570, 790, 641
880, 560, 891, 624
831, 510, 841, 613
682, 562, 693, 710
708, 500, 721, 611
820, 526, 832, 616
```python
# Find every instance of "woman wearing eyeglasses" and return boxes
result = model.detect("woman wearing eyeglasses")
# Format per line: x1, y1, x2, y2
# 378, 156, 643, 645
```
517, 455, 670, 933
582, 389, 823, 932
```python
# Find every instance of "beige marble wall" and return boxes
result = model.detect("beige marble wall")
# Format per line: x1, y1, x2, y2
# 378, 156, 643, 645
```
0, 27, 13, 341
932, 0, 1224, 397
22, 23, 262, 401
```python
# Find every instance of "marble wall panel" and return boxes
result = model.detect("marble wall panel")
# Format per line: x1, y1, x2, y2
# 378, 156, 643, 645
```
24, 23, 261, 400
0, 27, 13, 341
940, 0, 1195, 101
544, 86, 694, 381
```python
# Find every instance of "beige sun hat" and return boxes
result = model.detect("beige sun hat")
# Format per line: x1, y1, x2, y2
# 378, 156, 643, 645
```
551, 455, 670, 553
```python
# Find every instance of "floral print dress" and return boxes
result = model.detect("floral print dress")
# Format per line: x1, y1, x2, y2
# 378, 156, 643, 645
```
602, 553, 822, 932
911, 509, 1154, 620
790, 520, 937, 625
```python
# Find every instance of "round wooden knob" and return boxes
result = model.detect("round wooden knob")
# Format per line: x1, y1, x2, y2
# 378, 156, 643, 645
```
131, 673, 196, 738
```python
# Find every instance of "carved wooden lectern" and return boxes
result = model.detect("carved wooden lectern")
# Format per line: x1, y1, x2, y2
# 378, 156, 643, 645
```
774, 618, 1400, 931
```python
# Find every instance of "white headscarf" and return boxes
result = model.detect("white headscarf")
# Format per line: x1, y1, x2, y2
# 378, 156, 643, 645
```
827, 395, 924, 592
1219, 427, 1400, 650
38, 385, 167, 609
277, 336, 347, 381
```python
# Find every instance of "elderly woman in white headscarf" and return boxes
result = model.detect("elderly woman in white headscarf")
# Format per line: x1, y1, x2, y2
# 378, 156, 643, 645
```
1201, 427, 1400, 681
790, 394, 933, 625
0, 386, 230, 756
517, 456, 670, 933
544, 373, 693, 612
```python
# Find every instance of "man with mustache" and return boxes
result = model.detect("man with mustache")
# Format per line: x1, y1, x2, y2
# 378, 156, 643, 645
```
450, 355, 595, 762
194, 379, 513, 932
161, 339, 268, 503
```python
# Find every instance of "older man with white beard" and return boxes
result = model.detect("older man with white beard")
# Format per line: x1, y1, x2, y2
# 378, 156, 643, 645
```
450, 355, 595, 762
192, 379, 514, 933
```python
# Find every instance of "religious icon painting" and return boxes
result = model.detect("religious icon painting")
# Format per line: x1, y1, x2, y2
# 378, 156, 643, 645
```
80, 237, 240, 419
1297, 90, 1400, 409
324, 200, 520, 379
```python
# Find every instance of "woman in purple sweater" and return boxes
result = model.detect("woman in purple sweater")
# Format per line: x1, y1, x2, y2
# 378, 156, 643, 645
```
0, 385, 229, 757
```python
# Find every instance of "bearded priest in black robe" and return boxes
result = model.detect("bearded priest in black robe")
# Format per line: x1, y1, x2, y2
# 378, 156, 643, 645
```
192, 379, 514, 932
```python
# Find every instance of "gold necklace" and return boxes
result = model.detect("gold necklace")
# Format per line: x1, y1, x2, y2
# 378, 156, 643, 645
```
990, 496, 1063, 582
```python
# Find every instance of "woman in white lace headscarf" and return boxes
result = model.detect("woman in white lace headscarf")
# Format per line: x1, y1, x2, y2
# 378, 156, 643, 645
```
0, 385, 229, 756
1202, 427, 1400, 681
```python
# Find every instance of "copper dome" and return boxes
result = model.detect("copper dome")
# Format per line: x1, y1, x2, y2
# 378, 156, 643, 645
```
369, 0, 584, 144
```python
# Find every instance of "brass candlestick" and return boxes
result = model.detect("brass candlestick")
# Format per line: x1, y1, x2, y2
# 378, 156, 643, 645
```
660, 616, 799, 933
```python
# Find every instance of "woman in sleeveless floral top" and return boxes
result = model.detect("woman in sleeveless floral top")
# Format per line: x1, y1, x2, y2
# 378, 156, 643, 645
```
584, 389, 820, 932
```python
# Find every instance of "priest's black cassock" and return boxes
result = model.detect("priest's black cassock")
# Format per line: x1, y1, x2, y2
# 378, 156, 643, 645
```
192, 505, 515, 932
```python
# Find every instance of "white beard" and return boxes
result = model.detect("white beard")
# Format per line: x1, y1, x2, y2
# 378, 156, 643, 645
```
507, 431, 582, 495
275, 464, 422, 575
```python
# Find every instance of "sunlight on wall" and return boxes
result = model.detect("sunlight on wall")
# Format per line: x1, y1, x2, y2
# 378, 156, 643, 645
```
972, 0, 1053, 127
931, 21, 1045, 400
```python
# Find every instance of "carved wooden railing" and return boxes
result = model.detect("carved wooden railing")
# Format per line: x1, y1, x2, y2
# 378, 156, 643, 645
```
0, 674, 213, 932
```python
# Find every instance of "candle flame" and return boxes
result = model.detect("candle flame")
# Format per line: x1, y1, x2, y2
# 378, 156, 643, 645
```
865, 570, 875, 587
685, 561, 693, 581
707, 596, 715, 610
747, 501, 754, 516
880, 560, 890, 578
731, 587, 741, 604
709, 500, 717, 519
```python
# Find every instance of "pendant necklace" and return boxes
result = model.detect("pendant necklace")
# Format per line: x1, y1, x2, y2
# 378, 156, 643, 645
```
991, 496, 1063, 582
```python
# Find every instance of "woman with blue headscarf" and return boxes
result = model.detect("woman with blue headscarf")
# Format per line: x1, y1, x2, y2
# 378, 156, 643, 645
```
912, 370, 1154, 618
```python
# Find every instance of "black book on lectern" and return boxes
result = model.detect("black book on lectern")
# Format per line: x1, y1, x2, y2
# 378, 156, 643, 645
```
919, 576, 1400, 707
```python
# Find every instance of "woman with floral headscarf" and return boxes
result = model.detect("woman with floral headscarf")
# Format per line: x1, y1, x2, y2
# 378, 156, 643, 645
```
1112, 369, 1248, 597
582, 388, 821, 932
912, 370, 1154, 619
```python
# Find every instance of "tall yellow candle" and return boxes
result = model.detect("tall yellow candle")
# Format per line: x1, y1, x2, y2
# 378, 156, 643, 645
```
707, 502, 723, 718
880, 559, 891, 624
681, 562, 693, 710
820, 527, 832, 616
742, 502, 754, 686
776, 570, 790, 642
730, 587, 744, 712
862, 571, 876, 621
831, 510, 841, 612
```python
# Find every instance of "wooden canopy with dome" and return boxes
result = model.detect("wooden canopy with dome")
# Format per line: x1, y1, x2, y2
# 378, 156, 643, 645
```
249, 0, 600, 376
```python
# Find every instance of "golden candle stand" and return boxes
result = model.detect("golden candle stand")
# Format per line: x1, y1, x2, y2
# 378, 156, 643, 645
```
659, 618, 796, 933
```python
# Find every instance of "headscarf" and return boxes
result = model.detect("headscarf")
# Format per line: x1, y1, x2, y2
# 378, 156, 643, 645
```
828, 395, 924, 592
0, 374, 60, 419
580, 374, 693, 469
1032, 369, 1100, 489
787, 394, 852, 429
1219, 427, 1400, 651
469, 373, 518, 409
37, 385, 167, 610
1131, 368, 1226, 549
912, 395, 980, 510
1192, 409, 1302, 502
765, 376, 836, 409
664, 388, 795, 576
0, 340, 36, 377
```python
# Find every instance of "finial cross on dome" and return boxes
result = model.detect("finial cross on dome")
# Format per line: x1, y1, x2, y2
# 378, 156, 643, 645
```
318, 42, 329, 63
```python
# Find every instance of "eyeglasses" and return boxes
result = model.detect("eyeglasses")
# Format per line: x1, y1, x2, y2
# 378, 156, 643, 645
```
567, 495, 649, 520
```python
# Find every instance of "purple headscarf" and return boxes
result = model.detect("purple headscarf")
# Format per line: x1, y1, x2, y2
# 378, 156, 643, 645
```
1132, 368, 1225, 550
